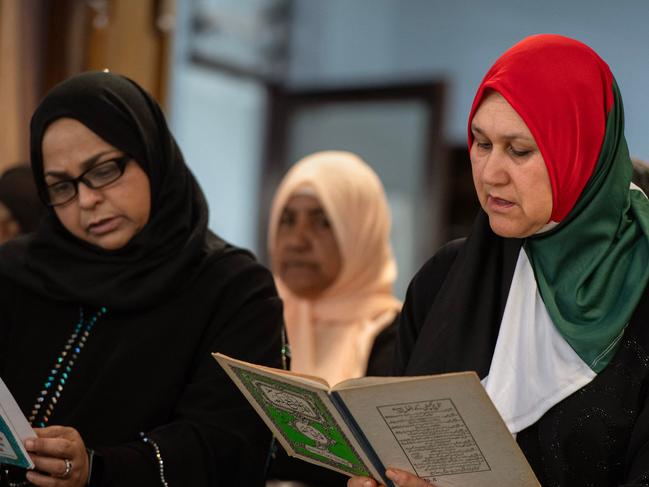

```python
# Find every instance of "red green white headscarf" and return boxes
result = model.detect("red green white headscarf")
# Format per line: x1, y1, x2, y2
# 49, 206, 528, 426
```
469, 34, 649, 373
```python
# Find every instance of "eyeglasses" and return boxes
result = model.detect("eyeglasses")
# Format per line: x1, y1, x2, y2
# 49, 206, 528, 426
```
44, 155, 131, 207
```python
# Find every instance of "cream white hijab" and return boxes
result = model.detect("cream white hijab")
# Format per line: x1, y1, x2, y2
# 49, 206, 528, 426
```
268, 151, 402, 385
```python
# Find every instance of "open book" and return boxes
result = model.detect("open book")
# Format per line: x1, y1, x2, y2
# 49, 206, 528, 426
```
214, 353, 539, 487
0, 377, 35, 469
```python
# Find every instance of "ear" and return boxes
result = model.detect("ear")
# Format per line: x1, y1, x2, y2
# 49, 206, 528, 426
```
0, 218, 21, 244
7, 220, 21, 237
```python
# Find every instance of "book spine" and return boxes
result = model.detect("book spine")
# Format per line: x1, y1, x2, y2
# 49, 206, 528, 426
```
330, 391, 395, 487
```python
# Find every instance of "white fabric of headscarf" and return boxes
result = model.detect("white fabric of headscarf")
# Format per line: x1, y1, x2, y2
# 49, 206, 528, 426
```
482, 248, 596, 434
482, 187, 647, 433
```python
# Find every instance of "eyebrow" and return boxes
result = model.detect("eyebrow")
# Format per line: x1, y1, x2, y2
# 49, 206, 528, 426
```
281, 207, 327, 217
44, 150, 119, 179
470, 125, 534, 142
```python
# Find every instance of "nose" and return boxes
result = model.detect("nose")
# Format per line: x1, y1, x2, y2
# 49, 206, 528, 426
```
76, 181, 103, 209
284, 220, 312, 251
479, 147, 509, 187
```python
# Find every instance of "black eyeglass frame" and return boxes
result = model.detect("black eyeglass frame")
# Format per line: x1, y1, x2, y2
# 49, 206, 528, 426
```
42, 155, 131, 207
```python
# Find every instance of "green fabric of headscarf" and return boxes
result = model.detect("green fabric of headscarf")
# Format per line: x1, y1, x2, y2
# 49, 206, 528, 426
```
526, 82, 649, 372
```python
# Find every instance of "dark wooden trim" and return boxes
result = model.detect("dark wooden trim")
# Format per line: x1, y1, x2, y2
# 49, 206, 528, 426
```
189, 52, 276, 84
258, 80, 447, 263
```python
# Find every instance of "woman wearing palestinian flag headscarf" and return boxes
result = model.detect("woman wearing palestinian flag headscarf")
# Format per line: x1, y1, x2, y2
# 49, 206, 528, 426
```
349, 34, 649, 487
0, 72, 282, 486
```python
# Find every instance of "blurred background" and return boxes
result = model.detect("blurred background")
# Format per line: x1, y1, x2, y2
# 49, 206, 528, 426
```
1, 0, 648, 298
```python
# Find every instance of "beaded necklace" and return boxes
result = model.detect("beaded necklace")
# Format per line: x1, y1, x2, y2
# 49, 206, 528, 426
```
2, 307, 107, 487
28, 306, 107, 427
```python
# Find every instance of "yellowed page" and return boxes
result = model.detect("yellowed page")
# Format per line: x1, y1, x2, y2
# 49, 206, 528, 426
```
335, 372, 539, 487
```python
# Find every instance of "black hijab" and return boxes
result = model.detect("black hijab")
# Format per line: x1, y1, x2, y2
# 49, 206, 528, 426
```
402, 211, 521, 378
0, 71, 225, 311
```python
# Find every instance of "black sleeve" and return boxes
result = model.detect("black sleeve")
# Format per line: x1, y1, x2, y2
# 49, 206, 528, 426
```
622, 380, 649, 486
94, 259, 283, 487
393, 239, 464, 375
366, 314, 399, 376
0, 277, 16, 376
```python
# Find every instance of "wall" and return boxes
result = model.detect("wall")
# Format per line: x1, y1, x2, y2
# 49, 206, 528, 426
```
169, 0, 649, 272
169, 0, 267, 253
288, 0, 649, 160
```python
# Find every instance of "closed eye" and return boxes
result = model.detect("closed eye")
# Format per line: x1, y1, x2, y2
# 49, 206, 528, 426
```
49, 182, 73, 194
312, 213, 332, 229
91, 165, 119, 178
509, 146, 532, 157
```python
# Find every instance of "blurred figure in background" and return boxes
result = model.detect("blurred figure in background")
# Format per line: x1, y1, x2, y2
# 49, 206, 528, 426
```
266, 150, 402, 486
269, 150, 402, 383
632, 158, 649, 194
0, 165, 44, 242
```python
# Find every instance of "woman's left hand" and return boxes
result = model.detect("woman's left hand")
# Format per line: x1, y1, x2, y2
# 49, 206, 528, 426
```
23, 426, 90, 487
348, 469, 436, 487
385, 468, 436, 487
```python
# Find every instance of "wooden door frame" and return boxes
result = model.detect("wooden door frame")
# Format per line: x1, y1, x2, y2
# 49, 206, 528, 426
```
259, 80, 447, 263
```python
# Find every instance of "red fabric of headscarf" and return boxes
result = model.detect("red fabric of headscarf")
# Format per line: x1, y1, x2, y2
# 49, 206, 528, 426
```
467, 34, 614, 222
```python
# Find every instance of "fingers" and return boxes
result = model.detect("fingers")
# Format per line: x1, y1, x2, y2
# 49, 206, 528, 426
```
347, 469, 432, 487
34, 426, 79, 440
347, 476, 380, 487
26, 437, 74, 460
25, 465, 72, 487
22, 426, 89, 487
25, 469, 66, 487
29, 455, 71, 477
386, 468, 436, 487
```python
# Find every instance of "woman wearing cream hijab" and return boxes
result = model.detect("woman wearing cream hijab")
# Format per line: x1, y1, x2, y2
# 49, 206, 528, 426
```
269, 150, 402, 387
267, 151, 402, 486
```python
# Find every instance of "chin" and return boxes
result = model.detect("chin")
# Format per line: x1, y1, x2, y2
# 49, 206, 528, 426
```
285, 285, 323, 300
86, 231, 134, 250
487, 217, 531, 239
282, 276, 327, 300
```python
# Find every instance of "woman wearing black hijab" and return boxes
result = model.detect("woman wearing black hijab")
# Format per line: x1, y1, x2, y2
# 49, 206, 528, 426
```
0, 72, 282, 486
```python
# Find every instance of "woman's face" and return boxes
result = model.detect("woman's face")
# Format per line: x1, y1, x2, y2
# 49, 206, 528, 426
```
273, 194, 342, 299
470, 92, 553, 238
42, 118, 151, 250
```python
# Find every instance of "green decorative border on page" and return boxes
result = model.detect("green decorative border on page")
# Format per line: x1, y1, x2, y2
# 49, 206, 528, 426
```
231, 366, 370, 476
0, 413, 30, 468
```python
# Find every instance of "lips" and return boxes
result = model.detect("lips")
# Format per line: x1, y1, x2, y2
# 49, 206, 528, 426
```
282, 261, 320, 274
87, 216, 121, 236
487, 195, 515, 211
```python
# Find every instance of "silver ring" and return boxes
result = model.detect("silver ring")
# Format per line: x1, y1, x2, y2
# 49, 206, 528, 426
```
60, 459, 72, 479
